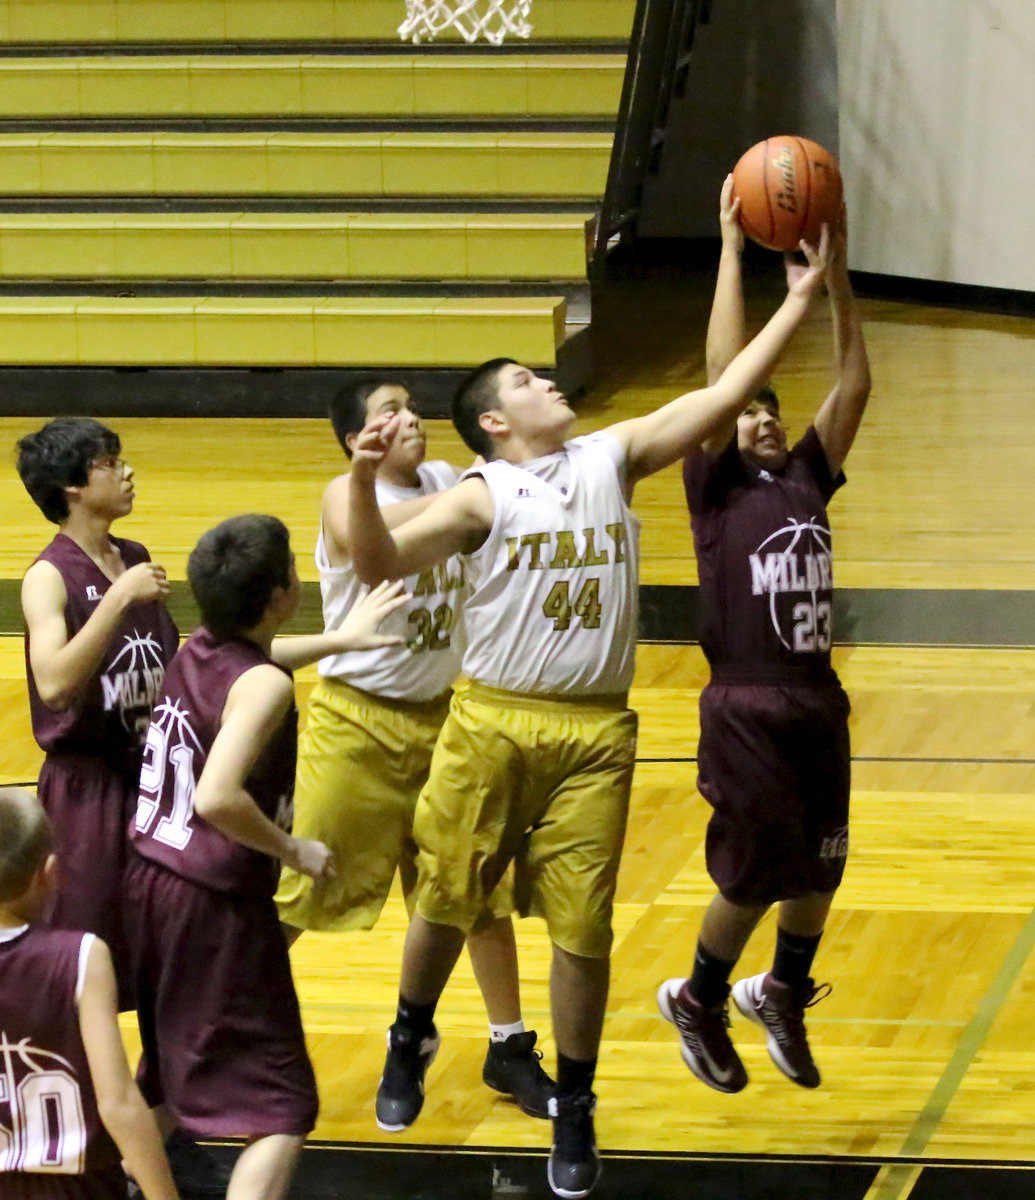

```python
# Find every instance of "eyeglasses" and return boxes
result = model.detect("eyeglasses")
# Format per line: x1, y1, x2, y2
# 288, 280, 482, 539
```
92, 456, 128, 476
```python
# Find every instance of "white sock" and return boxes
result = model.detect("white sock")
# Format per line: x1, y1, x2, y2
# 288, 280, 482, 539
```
489, 1019, 526, 1042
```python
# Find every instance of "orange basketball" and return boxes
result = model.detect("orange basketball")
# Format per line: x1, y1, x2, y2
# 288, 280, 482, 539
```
731, 135, 843, 252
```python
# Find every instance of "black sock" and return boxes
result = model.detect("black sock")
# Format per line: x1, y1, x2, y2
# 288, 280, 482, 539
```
772, 929, 822, 990
556, 1052, 596, 1099
395, 996, 437, 1039
686, 939, 737, 1009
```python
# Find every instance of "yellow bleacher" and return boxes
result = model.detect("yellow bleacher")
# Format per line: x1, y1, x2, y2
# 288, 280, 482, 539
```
0, 212, 594, 280
0, 54, 625, 117
0, 293, 566, 367
0, 1, 636, 44
0, 131, 611, 197
0, 0, 628, 379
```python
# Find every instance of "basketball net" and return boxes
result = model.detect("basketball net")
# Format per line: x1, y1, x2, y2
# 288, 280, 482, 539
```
398, 0, 534, 45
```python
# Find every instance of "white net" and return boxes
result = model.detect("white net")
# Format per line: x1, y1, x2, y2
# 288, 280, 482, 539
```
399, 0, 534, 45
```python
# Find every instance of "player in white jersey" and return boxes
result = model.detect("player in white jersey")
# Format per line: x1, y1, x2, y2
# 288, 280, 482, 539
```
347, 233, 832, 1200
275, 378, 553, 1119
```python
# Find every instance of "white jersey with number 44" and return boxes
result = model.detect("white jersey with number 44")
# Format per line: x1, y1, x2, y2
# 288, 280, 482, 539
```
460, 432, 639, 696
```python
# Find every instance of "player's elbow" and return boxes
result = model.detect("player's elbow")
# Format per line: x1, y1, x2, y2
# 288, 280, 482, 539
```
35, 675, 74, 711
355, 566, 385, 587
192, 785, 231, 824
96, 1087, 145, 1137
845, 375, 872, 409
705, 353, 731, 387
353, 555, 393, 587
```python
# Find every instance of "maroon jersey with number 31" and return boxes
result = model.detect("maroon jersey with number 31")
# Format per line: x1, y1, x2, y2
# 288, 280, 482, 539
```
130, 628, 297, 897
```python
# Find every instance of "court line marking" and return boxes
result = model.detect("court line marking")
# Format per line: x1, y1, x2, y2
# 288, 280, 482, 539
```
11, 691, 1034, 1195
864, 1164, 923, 1200
3, 629, 1034, 649
6, 751, 1034, 790
7, 753, 1034, 790
636, 756, 1035, 765
210, 1137, 1035, 1169
863, 900, 1035, 1200
639, 639, 1035, 650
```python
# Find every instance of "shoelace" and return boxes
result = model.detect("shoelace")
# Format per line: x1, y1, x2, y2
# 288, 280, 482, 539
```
802, 981, 833, 1008
497, 1031, 546, 1064
674, 994, 731, 1030
769, 981, 832, 1045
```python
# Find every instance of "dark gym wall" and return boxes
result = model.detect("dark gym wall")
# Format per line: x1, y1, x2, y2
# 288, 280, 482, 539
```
637, 0, 839, 239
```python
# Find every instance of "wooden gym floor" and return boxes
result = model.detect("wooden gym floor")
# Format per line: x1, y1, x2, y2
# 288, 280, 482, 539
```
0, 272, 1032, 1199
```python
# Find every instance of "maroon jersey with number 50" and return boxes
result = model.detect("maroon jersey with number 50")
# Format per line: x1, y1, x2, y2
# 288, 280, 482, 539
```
129, 628, 297, 897
683, 427, 844, 681
0, 926, 120, 1178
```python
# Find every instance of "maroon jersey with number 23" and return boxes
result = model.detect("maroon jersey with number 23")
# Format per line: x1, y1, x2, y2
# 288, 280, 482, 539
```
683, 426, 844, 679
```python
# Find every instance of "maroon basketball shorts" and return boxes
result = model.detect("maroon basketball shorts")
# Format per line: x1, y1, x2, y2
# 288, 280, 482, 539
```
37, 752, 138, 1010
0, 1166, 128, 1200
125, 854, 318, 1139
696, 681, 851, 906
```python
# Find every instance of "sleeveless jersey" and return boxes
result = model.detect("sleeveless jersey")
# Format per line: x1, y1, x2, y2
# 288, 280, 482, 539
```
130, 628, 297, 897
25, 533, 179, 759
460, 433, 639, 695
316, 461, 467, 701
0, 926, 120, 1176
683, 426, 844, 681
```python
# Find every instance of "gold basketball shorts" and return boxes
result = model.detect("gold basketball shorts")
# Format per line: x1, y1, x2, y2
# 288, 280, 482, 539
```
413, 678, 638, 959
276, 678, 509, 932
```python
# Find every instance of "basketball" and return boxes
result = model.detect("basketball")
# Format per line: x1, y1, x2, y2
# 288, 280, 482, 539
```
731, 135, 843, 252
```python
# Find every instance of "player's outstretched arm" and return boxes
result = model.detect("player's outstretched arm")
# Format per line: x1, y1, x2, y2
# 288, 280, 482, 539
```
812, 227, 871, 474
701, 174, 749, 455
78, 937, 182, 1200
192, 666, 335, 884
321, 473, 448, 565
22, 558, 169, 709
706, 174, 747, 384
609, 227, 831, 485
270, 579, 410, 670
347, 413, 494, 585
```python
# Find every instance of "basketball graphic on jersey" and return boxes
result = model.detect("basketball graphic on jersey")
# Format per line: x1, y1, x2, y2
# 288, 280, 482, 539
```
100, 628, 169, 738
0, 1033, 87, 1173
747, 517, 833, 653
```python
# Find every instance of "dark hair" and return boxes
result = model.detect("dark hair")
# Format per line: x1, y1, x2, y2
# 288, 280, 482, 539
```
329, 376, 409, 458
756, 384, 780, 413
0, 789, 52, 902
16, 418, 121, 524
451, 358, 518, 458
188, 515, 293, 640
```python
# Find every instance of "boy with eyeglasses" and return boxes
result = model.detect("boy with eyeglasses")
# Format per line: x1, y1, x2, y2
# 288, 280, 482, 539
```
17, 418, 179, 1011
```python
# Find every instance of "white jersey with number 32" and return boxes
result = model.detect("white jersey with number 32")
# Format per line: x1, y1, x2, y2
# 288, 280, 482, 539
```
317, 460, 467, 700
460, 433, 639, 696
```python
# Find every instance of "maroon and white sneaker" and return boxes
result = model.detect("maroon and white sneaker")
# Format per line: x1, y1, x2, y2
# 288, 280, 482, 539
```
732, 973, 830, 1089
656, 978, 748, 1093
